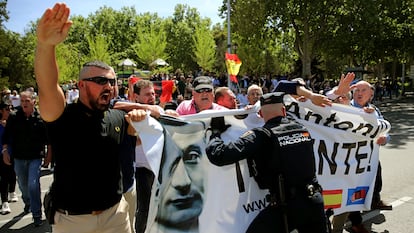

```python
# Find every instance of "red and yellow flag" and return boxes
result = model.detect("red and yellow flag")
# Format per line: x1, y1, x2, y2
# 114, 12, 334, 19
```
322, 189, 343, 209
225, 52, 242, 83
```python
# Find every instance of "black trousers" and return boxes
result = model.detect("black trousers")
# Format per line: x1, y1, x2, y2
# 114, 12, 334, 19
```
373, 162, 383, 203
135, 167, 155, 233
0, 158, 17, 202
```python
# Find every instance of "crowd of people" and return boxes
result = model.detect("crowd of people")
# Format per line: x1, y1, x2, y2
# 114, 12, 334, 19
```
0, 2, 395, 233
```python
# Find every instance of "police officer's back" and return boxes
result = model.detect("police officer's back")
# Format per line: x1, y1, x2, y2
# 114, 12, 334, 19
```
206, 92, 327, 233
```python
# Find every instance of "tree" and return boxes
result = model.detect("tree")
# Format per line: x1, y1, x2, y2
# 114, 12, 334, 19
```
192, 22, 216, 72
0, 0, 8, 26
132, 17, 168, 67
0, 30, 36, 90
85, 32, 111, 64
211, 24, 227, 75
165, 4, 206, 73
89, 6, 141, 63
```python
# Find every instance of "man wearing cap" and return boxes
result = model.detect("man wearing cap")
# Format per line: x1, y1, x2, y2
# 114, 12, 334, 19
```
176, 76, 226, 115
206, 92, 327, 233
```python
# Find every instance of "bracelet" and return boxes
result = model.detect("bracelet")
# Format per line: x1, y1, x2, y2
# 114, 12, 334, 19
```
2, 148, 8, 153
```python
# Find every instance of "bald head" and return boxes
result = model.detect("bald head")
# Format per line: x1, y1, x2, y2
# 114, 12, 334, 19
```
352, 81, 374, 106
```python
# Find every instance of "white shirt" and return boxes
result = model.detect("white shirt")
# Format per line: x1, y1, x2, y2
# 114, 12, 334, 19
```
67, 89, 79, 104
236, 93, 249, 109
10, 94, 21, 107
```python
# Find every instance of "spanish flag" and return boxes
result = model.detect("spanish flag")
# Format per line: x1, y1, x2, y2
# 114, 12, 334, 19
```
225, 52, 242, 83
323, 189, 343, 209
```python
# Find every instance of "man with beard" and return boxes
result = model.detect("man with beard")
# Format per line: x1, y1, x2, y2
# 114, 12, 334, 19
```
34, 3, 147, 233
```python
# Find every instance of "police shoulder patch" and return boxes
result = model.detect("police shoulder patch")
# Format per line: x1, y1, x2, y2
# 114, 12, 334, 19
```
241, 130, 254, 138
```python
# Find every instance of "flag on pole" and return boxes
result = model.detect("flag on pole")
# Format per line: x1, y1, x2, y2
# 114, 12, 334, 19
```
225, 52, 242, 83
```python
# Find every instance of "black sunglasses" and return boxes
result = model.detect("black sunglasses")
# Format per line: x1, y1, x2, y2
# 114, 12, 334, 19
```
82, 76, 116, 86
195, 88, 213, 93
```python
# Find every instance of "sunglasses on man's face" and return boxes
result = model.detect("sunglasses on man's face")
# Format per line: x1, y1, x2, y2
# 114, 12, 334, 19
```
195, 88, 213, 93
82, 76, 116, 86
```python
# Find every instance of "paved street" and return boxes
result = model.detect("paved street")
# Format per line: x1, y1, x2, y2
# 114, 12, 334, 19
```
0, 95, 413, 233
0, 169, 53, 233
361, 95, 414, 233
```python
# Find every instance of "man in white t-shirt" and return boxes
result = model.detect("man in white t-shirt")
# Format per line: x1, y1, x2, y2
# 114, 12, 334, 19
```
66, 85, 79, 104
9, 90, 21, 108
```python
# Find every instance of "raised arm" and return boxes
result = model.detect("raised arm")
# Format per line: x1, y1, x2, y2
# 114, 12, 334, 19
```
34, 3, 73, 122
326, 72, 356, 100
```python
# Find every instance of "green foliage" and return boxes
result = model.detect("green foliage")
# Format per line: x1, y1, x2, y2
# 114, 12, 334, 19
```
192, 23, 216, 72
0, 29, 36, 90
0, 0, 8, 26
164, 4, 204, 72
56, 43, 81, 82
1, 0, 414, 90
132, 21, 168, 67
85, 32, 111, 64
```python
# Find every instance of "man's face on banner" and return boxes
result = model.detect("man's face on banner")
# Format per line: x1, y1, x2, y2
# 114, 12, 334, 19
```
156, 121, 207, 229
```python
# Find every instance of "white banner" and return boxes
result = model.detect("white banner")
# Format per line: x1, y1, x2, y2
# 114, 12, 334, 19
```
132, 96, 390, 233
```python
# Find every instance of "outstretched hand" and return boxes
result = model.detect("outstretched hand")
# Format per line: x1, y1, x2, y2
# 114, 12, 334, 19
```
309, 93, 332, 107
36, 3, 72, 46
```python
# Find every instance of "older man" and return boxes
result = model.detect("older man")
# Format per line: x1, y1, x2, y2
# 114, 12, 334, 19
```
246, 84, 263, 105
176, 76, 226, 115
351, 81, 391, 210
326, 78, 391, 233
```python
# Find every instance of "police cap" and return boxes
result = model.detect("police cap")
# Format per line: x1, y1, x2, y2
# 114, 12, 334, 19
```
260, 92, 285, 106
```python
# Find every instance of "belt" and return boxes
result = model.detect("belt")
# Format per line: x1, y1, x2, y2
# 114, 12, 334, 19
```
56, 208, 105, 216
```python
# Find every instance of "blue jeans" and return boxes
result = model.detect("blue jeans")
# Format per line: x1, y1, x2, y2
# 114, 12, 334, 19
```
14, 158, 42, 218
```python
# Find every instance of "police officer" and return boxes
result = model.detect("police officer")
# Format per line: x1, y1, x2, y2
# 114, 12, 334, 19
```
206, 92, 328, 233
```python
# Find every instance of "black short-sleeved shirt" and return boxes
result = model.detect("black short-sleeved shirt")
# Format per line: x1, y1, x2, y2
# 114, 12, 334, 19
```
46, 101, 127, 212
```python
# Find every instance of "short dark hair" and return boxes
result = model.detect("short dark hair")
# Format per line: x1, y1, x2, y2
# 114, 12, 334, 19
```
79, 60, 113, 80
133, 80, 154, 95
82, 60, 112, 70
